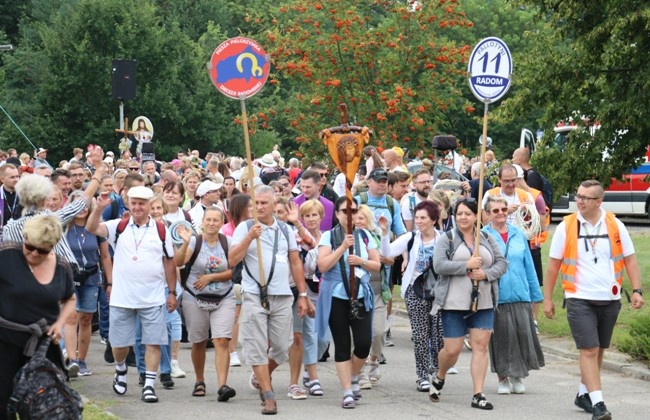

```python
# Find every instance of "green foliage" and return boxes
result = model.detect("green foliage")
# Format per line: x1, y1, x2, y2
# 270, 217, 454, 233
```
502, 0, 650, 195
618, 314, 650, 365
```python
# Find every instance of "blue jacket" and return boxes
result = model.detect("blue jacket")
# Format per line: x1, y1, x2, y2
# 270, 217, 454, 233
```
482, 223, 543, 304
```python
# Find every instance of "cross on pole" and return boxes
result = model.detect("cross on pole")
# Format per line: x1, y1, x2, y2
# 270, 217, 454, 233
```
115, 117, 137, 140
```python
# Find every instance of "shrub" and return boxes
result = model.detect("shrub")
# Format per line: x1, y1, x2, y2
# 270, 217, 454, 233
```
618, 314, 650, 367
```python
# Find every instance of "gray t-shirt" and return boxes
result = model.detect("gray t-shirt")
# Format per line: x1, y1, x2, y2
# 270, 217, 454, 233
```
232, 219, 298, 296
186, 235, 232, 297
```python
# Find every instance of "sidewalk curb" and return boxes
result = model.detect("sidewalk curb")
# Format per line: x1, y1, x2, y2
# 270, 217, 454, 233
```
394, 308, 650, 382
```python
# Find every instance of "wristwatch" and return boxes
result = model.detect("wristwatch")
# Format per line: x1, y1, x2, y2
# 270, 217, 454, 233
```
632, 289, 643, 296
169, 290, 178, 296
298, 292, 308, 298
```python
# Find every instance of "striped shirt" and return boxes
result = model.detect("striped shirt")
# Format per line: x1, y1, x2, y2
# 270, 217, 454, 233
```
2, 197, 89, 269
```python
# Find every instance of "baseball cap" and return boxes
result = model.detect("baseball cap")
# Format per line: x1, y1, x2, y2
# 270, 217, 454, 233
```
512, 164, 525, 179
368, 168, 389, 181
37, 148, 47, 155
392, 146, 404, 157
127, 186, 154, 200
196, 180, 223, 197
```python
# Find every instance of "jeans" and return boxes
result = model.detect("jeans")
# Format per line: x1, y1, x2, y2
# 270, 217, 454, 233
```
98, 286, 110, 339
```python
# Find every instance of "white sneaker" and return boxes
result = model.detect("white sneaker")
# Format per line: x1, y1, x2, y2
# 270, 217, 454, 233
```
533, 320, 539, 335
230, 352, 242, 367
511, 377, 526, 394
170, 360, 185, 378
447, 365, 459, 374
497, 378, 512, 394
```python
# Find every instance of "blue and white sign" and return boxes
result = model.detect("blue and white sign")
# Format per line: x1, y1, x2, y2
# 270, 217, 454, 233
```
468, 37, 512, 103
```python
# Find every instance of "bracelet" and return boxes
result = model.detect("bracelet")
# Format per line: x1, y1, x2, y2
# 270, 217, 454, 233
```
105, 283, 112, 287
169, 290, 177, 296
298, 292, 308, 297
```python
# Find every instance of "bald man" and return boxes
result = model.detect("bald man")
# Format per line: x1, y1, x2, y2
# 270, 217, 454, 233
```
512, 147, 544, 193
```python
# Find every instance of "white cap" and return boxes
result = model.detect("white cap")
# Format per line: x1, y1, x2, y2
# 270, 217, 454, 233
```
512, 164, 525, 179
127, 186, 154, 200
196, 180, 223, 197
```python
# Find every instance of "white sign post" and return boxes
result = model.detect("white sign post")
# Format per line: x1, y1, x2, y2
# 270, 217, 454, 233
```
467, 37, 513, 312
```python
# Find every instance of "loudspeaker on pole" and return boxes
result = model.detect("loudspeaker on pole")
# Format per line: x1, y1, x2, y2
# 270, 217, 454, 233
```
112, 59, 137, 100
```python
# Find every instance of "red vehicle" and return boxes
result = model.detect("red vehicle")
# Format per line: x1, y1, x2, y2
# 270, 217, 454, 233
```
520, 125, 650, 218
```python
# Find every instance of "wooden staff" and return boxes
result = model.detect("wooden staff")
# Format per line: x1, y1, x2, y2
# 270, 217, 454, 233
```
471, 103, 490, 312
114, 117, 137, 139
239, 96, 266, 290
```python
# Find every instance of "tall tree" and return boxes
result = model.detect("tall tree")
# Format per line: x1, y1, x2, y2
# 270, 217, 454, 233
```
244, 0, 477, 160
501, 0, 650, 193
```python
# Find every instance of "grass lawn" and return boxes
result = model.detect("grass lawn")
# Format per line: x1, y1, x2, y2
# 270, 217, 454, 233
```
538, 231, 650, 353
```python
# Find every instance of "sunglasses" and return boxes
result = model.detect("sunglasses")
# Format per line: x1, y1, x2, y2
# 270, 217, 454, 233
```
128, 167, 140, 171
24, 243, 52, 255
491, 207, 508, 214
338, 208, 359, 214
319, 173, 328, 178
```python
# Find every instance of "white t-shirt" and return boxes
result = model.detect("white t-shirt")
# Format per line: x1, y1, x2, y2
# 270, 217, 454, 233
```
106, 217, 175, 308
549, 210, 634, 300
400, 192, 426, 224
333, 172, 347, 198
232, 219, 298, 296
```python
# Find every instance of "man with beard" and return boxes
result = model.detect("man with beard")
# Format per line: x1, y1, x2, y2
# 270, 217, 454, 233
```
69, 163, 86, 192
400, 169, 432, 232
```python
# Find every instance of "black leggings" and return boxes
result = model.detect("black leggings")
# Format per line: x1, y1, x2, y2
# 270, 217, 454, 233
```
328, 297, 373, 362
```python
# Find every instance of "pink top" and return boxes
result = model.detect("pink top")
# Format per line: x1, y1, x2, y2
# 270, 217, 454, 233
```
220, 221, 236, 237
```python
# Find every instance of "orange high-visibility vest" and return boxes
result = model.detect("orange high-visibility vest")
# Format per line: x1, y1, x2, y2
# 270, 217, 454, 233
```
559, 212, 625, 293
486, 187, 530, 205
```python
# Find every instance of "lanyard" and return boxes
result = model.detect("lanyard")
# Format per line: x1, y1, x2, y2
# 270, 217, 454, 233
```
0, 187, 18, 225
71, 225, 89, 266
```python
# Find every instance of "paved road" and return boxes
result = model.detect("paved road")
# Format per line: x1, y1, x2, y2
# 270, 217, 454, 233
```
74, 314, 649, 419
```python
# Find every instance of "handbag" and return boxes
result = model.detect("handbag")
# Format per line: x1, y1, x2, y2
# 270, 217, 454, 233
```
412, 256, 437, 301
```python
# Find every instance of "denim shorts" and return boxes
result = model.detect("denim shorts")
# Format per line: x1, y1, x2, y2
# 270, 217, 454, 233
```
75, 285, 100, 313
441, 308, 494, 338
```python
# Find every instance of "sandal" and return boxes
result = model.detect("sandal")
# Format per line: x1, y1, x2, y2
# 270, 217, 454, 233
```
141, 385, 158, 403
429, 376, 445, 402
471, 393, 493, 410
192, 381, 206, 397
287, 384, 307, 400
307, 380, 324, 396
342, 393, 355, 409
112, 367, 128, 395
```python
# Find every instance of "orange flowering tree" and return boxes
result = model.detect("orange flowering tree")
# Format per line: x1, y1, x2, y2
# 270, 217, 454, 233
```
245, 0, 476, 159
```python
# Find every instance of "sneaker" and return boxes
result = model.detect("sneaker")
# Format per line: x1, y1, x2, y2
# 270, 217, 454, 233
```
67, 360, 79, 378
511, 377, 525, 394
575, 393, 594, 413
385, 329, 394, 347
379, 353, 387, 365
104, 342, 114, 364
170, 360, 186, 378
591, 401, 612, 420
497, 378, 512, 395
78, 360, 92, 376
534, 320, 539, 335
100, 336, 108, 345
367, 361, 381, 383
416, 378, 430, 392
230, 352, 241, 367
139, 372, 145, 386
217, 384, 236, 402
160, 373, 175, 389
358, 372, 372, 390
287, 384, 307, 400
447, 365, 459, 375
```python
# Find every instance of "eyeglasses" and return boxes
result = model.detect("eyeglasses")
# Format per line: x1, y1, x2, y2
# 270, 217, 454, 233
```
24, 243, 52, 255
575, 194, 600, 202
280, 183, 290, 188
491, 207, 508, 214
338, 208, 359, 214
414, 180, 432, 185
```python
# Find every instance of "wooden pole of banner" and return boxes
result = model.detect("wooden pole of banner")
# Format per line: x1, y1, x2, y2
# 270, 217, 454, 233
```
240, 95, 266, 288
471, 103, 490, 312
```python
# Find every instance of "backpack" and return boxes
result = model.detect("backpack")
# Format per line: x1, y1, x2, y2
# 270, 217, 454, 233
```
358, 191, 395, 219
239, 219, 291, 286
115, 218, 170, 259
7, 337, 83, 420
179, 233, 229, 288
526, 168, 554, 211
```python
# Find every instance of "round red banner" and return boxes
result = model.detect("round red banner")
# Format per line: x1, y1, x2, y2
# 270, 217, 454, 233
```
209, 37, 270, 99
